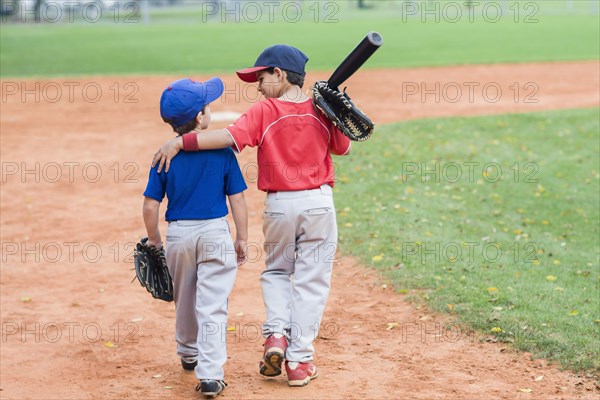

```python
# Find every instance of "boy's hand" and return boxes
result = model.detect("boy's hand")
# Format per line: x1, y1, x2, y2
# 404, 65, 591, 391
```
147, 238, 163, 249
152, 136, 183, 173
234, 239, 247, 266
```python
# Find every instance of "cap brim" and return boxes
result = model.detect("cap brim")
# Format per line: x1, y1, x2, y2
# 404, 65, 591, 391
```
204, 77, 225, 104
236, 66, 269, 83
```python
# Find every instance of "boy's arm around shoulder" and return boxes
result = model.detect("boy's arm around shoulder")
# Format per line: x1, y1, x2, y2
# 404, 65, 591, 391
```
195, 129, 235, 149
142, 197, 162, 248
152, 129, 234, 173
228, 191, 248, 266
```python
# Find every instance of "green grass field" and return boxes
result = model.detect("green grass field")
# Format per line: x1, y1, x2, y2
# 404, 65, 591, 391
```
1, 14, 598, 77
334, 108, 600, 372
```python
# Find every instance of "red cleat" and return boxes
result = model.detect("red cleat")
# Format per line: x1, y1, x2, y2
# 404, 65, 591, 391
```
285, 361, 319, 387
259, 334, 288, 377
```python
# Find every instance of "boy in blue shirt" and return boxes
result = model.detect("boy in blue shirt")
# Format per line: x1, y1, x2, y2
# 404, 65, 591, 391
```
142, 77, 248, 398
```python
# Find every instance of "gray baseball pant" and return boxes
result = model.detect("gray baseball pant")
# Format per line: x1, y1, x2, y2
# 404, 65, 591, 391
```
261, 184, 338, 363
165, 217, 237, 380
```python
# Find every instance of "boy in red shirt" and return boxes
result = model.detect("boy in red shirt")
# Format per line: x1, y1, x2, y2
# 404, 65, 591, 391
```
153, 45, 351, 387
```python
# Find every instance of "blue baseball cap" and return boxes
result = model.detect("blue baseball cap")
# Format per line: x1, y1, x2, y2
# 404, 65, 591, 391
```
160, 77, 224, 127
236, 44, 309, 83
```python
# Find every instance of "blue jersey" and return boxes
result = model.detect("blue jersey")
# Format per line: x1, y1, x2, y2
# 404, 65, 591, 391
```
143, 148, 247, 221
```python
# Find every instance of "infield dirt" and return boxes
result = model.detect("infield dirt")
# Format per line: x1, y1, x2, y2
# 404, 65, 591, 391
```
1, 60, 599, 399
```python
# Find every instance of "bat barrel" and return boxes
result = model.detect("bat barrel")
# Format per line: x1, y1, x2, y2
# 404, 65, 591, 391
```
327, 31, 384, 90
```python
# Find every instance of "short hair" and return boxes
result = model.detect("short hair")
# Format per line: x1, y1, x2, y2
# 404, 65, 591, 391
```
285, 70, 305, 88
265, 67, 304, 88
163, 106, 206, 135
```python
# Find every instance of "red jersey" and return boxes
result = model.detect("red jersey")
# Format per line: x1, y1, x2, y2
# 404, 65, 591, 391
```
225, 98, 351, 192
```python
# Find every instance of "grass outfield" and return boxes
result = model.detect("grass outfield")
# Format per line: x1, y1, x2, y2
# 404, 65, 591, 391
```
334, 108, 600, 373
1, 14, 598, 77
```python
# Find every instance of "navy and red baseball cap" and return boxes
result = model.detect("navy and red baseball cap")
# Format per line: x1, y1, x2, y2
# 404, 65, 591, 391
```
236, 44, 309, 83
160, 77, 224, 127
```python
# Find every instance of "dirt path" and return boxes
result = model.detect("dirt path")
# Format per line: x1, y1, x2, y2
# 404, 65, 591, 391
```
1, 60, 598, 399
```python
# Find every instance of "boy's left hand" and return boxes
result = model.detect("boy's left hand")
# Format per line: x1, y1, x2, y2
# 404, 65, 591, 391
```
152, 136, 183, 173
147, 238, 163, 249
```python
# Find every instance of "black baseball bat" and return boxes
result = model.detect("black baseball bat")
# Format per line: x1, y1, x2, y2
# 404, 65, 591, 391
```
327, 31, 384, 90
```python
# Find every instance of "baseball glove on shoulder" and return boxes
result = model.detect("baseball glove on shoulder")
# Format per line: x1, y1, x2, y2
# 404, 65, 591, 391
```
133, 237, 173, 302
312, 81, 374, 141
